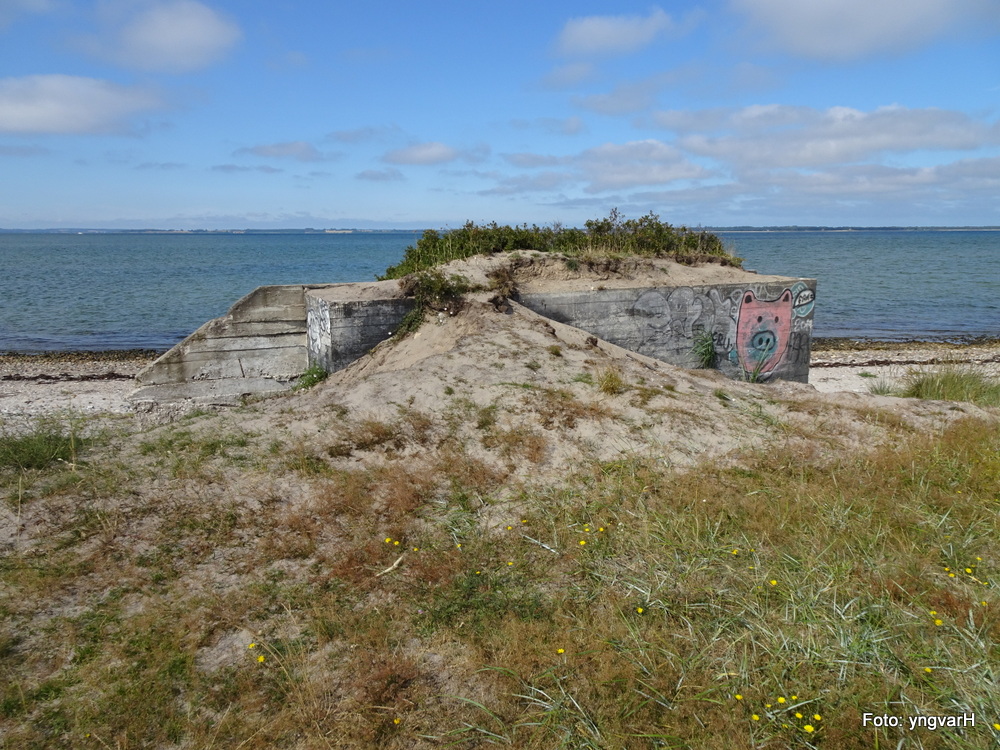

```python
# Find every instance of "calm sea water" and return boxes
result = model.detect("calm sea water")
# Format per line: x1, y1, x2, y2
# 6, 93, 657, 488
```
1, 229, 997, 352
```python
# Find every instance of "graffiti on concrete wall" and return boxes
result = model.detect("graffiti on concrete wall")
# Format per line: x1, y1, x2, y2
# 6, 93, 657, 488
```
625, 282, 815, 381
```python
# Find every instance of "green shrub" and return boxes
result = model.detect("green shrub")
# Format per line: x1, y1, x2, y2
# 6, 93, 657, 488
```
380, 210, 739, 279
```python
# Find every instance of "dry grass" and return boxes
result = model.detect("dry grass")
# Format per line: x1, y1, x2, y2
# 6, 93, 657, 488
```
2, 400, 1000, 749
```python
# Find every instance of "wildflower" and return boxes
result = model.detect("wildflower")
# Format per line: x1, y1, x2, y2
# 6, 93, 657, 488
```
752, 714, 760, 721
994, 723, 1000, 730
393, 540, 400, 546
769, 580, 777, 586
732, 549, 739, 555
766, 704, 772, 708
791, 695, 797, 700
248, 643, 256, 649
507, 561, 513, 566
475, 570, 481, 575
385, 537, 392, 543
795, 712, 803, 718
393, 718, 401, 725
257, 655, 265, 663
813, 714, 821, 721
584, 526, 591, 532
930, 610, 937, 615
456, 543, 461, 548
413, 547, 419, 552
579, 540, 586, 546
777, 697, 786, 704
966, 568, 973, 573
982, 601, 988, 606
598, 527, 605, 532
924, 667, 933, 673
735, 694, 743, 701
521, 519, 527, 523
506, 525, 513, 530
557, 648, 565, 654
804, 725, 815, 733
636, 607, 644, 614
934, 619, 943, 626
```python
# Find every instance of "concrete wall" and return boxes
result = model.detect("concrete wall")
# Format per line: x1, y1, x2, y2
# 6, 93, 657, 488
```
130, 285, 311, 403
306, 287, 415, 373
130, 274, 816, 403
518, 279, 816, 382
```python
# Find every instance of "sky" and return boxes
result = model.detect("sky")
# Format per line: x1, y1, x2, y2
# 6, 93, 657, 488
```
1, 0, 998, 229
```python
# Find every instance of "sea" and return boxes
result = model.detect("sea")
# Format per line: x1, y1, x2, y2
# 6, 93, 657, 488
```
1, 229, 998, 352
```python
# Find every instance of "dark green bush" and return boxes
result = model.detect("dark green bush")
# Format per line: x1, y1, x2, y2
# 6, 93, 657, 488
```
380, 210, 738, 279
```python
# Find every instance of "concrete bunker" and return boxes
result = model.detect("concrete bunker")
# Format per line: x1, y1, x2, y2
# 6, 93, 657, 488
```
130, 254, 816, 404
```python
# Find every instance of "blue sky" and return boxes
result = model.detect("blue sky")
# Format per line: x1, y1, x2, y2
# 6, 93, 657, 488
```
1, 0, 998, 229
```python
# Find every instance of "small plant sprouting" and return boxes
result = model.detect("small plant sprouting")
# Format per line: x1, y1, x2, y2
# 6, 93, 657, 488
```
691, 331, 716, 369
394, 269, 475, 339
294, 364, 329, 390
525, 360, 541, 371
596, 366, 627, 395
547, 345, 562, 357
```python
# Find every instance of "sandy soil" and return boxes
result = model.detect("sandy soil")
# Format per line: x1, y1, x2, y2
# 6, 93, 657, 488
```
2, 334, 999, 427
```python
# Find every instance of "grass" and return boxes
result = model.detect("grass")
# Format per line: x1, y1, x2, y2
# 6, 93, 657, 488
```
0, 418, 85, 472
899, 366, 1000, 406
3, 401, 1000, 748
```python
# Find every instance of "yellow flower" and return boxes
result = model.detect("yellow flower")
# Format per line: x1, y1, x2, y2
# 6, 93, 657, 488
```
557, 648, 565, 654
949, 573, 956, 578
393, 718, 401, 725
993, 723, 1000, 731
413, 547, 419, 552
475, 570, 481, 575
598, 527, 605, 532
930, 610, 937, 615
791, 695, 797, 700
777, 697, 786, 704
385, 537, 392, 543
924, 667, 933, 673
981, 601, 988, 606
769, 580, 777, 586
735, 694, 743, 700
804, 725, 815, 733
814, 714, 822, 721
248, 643, 256, 649
579, 540, 586, 546
506, 526, 513, 530
507, 561, 513, 566
636, 607, 644, 614
584, 527, 591, 532
934, 619, 943, 626
752, 715, 760, 721
393, 540, 400, 546
795, 712, 803, 718
521, 519, 528, 524
257, 654, 265, 663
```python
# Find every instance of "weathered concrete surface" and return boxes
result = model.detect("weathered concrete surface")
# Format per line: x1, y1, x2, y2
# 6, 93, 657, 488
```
305, 281, 415, 373
130, 257, 817, 404
130, 285, 310, 404
518, 278, 816, 383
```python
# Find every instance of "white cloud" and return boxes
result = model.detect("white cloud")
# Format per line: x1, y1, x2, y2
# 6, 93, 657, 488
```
235, 141, 330, 162
0, 74, 163, 134
0, 0, 55, 28
730, 0, 998, 60
579, 139, 710, 192
211, 164, 282, 174
384, 142, 458, 165
666, 105, 999, 169
356, 168, 404, 181
503, 153, 567, 168
85, 0, 241, 73
556, 7, 676, 57
540, 62, 596, 89
575, 79, 663, 116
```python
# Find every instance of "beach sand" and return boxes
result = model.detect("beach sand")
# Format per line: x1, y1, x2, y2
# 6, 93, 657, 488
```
2, 339, 999, 424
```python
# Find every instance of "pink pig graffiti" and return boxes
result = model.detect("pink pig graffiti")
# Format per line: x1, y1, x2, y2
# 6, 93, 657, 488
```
735, 289, 793, 376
